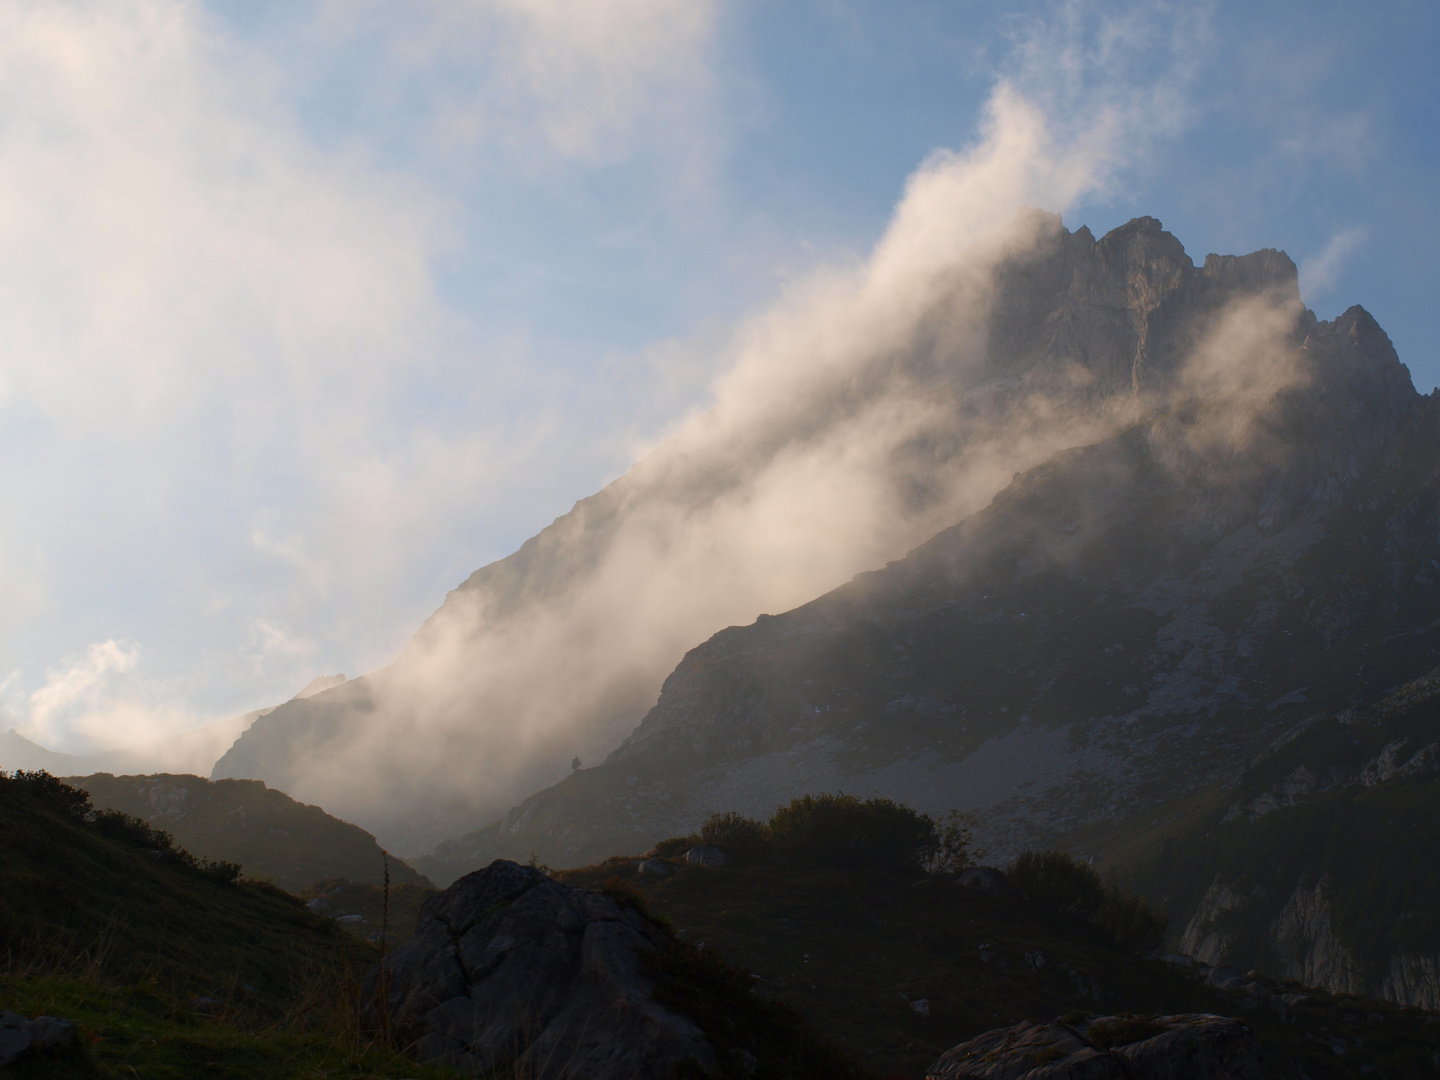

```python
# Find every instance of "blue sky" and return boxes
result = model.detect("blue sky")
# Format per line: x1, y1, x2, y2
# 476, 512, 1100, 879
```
1, 0, 1436, 753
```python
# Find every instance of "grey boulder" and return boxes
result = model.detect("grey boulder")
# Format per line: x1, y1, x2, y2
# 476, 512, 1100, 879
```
361, 860, 714, 1080
0, 1011, 77, 1067
684, 845, 727, 868
926, 1014, 1262, 1080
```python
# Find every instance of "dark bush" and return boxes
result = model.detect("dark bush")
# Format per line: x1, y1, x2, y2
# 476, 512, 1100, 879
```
1095, 884, 1168, 955
3, 771, 242, 885
4, 769, 93, 819
1009, 850, 1166, 953
700, 811, 770, 863
601, 875, 668, 928
92, 807, 180, 852
767, 793, 939, 873
1008, 850, 1106, 920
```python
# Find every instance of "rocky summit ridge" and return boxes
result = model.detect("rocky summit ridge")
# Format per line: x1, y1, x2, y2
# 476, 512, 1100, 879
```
216, 215, 1340, 851
418, 282, 1422, 879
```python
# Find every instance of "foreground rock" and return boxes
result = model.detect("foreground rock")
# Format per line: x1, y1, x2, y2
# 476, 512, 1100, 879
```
926, 1014, 1262, 1080
0, 1011, 77, 1067
361, 860, 714, 1079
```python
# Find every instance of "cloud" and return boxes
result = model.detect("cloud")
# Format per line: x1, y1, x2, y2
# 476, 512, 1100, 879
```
1299, 227, 1367, 301
227, 2, 1222, 849
23, 640, 150, 749
305, 0, 720, 165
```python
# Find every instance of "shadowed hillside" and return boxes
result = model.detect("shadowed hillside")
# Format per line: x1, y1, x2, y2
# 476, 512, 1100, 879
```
68, 772, 429, 892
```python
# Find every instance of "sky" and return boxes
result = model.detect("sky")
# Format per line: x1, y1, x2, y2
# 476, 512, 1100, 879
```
1, 0, 1436, 755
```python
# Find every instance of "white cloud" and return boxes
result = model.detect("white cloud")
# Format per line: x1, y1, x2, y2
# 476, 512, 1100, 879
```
1299, 227, 1367, 301
307, 0, 720, 165
24, 640, 148, 748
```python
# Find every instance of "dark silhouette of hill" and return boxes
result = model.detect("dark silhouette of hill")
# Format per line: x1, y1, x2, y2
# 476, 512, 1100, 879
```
67, 772, 430, 891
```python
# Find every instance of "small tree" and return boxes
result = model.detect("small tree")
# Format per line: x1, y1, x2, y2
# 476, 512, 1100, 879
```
929, 810, 985, 874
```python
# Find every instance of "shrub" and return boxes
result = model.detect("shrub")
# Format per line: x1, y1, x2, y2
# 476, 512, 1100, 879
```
1009, 850, 1167, 953
3, 771, 242, 885
3, 769, 93, 819
767, 793, 939, 873
699, 811, 770, 863
1008, 850, 1106, 920
1095, 884, 1168, 956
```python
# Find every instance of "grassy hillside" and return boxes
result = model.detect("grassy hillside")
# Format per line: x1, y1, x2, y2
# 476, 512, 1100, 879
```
0, 770, 456, 1079
557, 797, 1440, 1079
67, 772, 430, 892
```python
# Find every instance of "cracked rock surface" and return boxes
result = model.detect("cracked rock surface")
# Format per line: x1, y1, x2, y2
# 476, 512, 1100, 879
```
925, 1014, 1262, 1080
361, 860, 714, 1079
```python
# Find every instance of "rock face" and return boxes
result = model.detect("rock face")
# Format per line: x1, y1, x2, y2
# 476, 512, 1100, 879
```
217, 215, 1346, 852
925, 1015, 1262, 1080
1109, 660, 1440, 1008
420, 286, 1423, 881
361, 860, 714, 1079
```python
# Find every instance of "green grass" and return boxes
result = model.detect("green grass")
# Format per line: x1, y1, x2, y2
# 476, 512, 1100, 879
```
0, 974, 461, 1079
0, 772, 461, 1078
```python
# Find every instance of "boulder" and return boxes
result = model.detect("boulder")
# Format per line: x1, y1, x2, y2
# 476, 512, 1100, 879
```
684, 844, 727, 868
637, 858, 670, 876
0, 1012, 30, 1068
926, 1014, 1262, 1079
1112, 1015, 1263, 1079
0, 1011, 76, 1067
926, 1020, 1121, 1079
361, 860, 714, 1079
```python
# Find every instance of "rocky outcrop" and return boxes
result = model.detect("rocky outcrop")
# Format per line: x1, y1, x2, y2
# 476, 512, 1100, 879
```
1381, 953, 1440, 1011
1171, 868, 1440, 1009
925, 1014, 1262, 1080
1177, 879, 1249, 968
361, 860, 714, 1079
1268, 877, 1364, 996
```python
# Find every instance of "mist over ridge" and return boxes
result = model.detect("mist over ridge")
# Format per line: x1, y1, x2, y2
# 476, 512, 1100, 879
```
215, 205, 1336, 853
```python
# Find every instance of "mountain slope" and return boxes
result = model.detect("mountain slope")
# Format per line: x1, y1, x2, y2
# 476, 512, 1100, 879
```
1097, 666, 1440, 1009
68, 772, 429, 891
215, 215, 1318, 851
413, 295, 1426, 883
